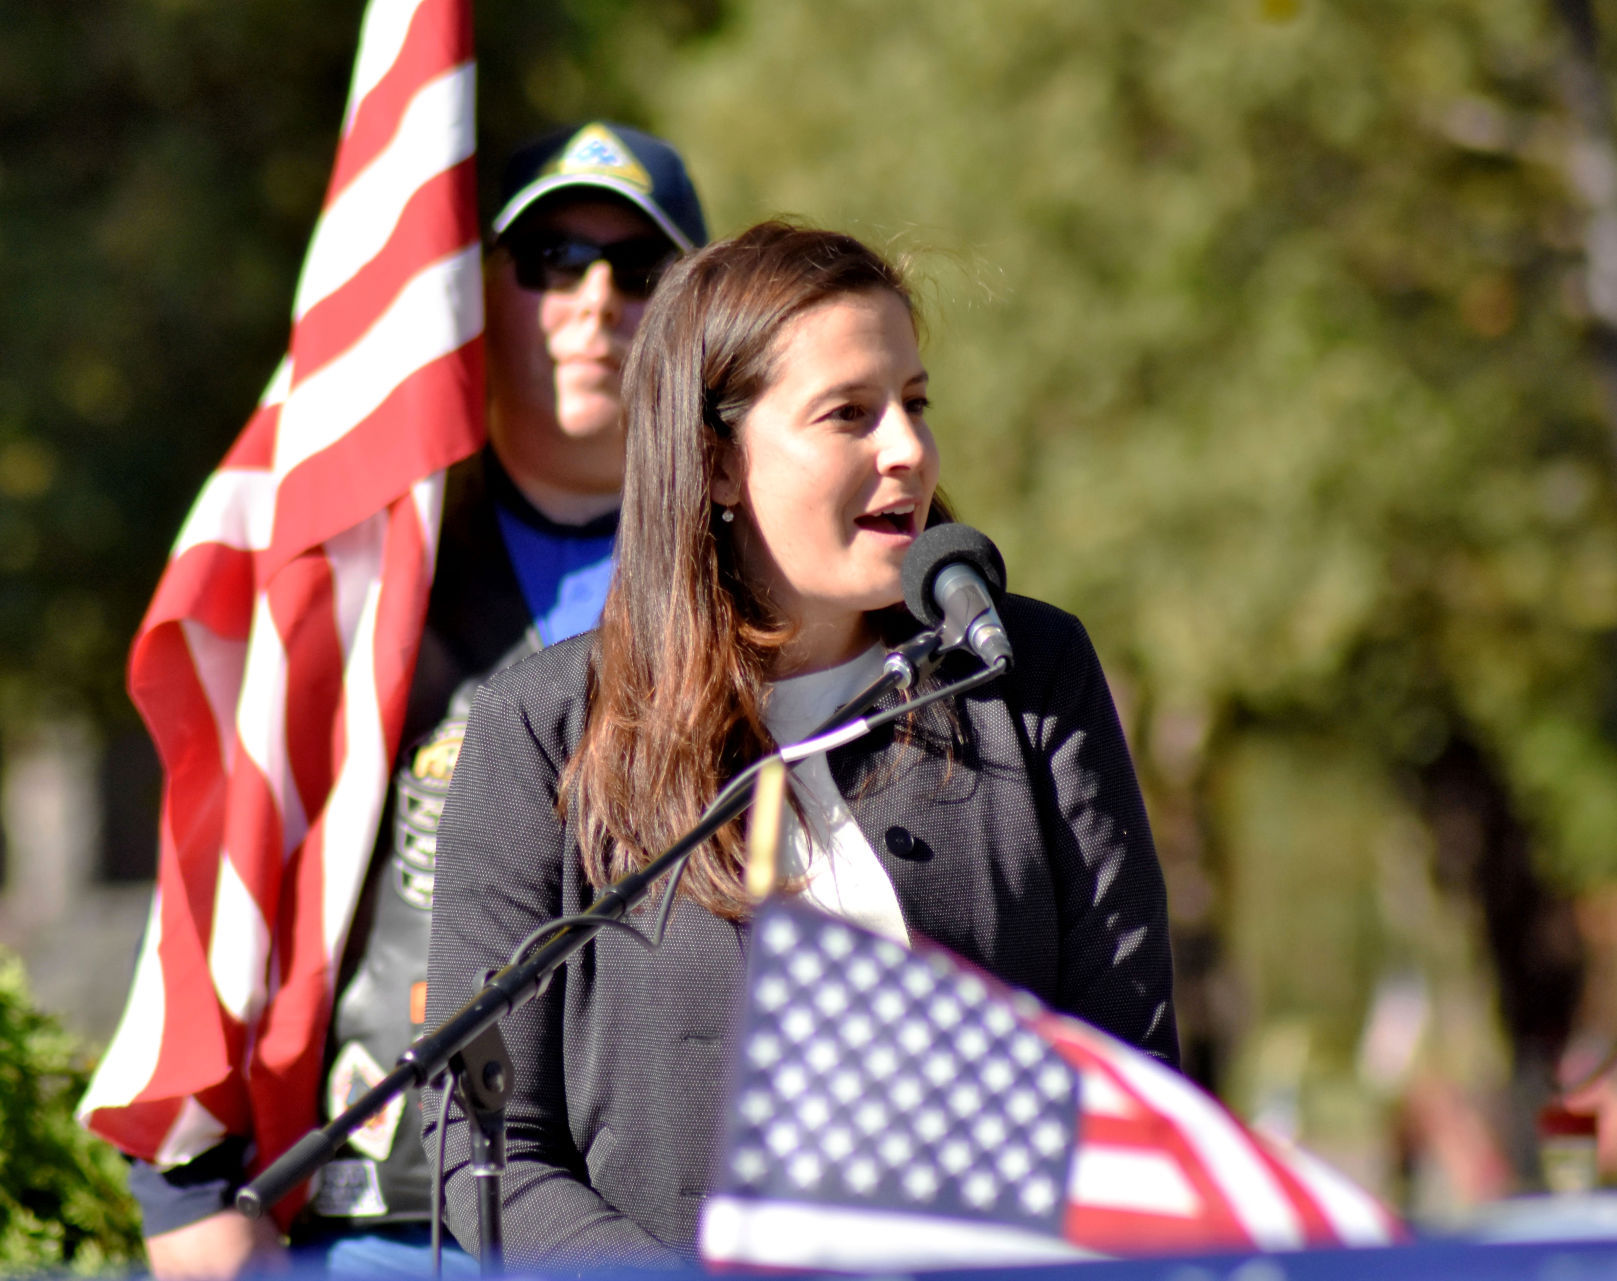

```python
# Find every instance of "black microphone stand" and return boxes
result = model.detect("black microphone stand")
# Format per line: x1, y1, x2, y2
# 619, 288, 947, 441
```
235, 624, 987, 1267
233, 763, 768, 1241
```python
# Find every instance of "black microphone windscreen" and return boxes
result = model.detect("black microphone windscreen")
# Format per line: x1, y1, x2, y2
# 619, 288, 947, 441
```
901, 523, 1008, 626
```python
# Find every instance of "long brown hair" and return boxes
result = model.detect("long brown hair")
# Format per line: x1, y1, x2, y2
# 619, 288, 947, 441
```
563, 221, 931, 920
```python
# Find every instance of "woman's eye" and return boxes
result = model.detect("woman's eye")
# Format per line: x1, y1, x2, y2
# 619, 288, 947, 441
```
906, 396, 932, 415
828, 402, 867, 424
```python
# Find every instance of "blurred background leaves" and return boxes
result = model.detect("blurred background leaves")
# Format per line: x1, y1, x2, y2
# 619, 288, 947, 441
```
0, 950, 141, 1273
6, 0, 1617, 1211
655, 0, 1617, 1185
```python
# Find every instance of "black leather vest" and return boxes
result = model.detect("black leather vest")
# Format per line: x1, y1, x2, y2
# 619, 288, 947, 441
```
301, 453, 543, 1229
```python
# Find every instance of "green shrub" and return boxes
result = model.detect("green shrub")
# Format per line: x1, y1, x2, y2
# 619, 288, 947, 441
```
0, 950, 142, 1275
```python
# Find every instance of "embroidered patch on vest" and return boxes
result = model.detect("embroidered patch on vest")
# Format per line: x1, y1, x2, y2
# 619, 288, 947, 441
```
391, 718, 466, 910
311, 1157, 388, 1218
327, 1040, 404, 1163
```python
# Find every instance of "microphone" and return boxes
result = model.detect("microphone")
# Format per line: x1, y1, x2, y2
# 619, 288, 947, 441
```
901, 523, 1014, 670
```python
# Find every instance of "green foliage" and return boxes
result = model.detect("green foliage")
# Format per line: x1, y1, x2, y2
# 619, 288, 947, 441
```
648, 0, 1617, 1160
652, 0, 1617, 887
0, 950, 140, 1274
0, 0, 715, 730
1, 0, 372, 726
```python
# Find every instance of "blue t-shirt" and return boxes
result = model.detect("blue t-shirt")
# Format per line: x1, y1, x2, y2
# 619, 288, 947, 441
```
128, 455, 623, 1238
489, 465, 617, 645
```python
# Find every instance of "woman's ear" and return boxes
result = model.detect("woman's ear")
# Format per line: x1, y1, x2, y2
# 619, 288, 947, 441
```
710, 440, 744, 508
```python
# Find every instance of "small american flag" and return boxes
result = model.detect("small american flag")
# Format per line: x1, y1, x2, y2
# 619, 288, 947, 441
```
701, 899, 1402, 1270
78, 0, 484, 1221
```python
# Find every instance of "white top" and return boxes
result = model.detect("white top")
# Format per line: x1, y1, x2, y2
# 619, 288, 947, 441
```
763, 646, 910, 947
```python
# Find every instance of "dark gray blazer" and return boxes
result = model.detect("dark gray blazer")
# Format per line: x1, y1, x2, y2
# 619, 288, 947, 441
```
422, 595, 1176, 1267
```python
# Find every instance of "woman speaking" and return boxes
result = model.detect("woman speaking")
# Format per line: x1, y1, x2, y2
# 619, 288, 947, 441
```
422, 222, 1177, 1266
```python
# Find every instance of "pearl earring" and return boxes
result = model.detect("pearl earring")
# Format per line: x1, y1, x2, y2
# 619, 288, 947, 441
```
720, 506, 735, 524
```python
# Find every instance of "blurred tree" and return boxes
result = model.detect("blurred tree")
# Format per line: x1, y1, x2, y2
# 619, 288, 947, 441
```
651, 0, 1617, 1180
0, 0, 716, 731
1547, 0, 1617, 443
0, 0, 365, 728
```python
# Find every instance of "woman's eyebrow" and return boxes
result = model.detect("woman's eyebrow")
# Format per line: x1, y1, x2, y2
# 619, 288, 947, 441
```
805, 370, 930, 411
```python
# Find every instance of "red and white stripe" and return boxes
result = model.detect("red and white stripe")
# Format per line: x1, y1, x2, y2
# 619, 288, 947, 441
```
79, 0, 484, 1218
1039, 1014, 1405, 1254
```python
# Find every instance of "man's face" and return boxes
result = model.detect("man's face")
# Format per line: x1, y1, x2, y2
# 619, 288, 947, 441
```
485, 197, 671, 446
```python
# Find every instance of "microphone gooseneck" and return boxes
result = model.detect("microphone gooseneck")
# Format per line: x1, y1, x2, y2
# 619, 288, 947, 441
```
901, 523, 1014, 670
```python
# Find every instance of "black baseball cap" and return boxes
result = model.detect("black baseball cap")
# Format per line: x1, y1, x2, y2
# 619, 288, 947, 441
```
493, 122, 708, 252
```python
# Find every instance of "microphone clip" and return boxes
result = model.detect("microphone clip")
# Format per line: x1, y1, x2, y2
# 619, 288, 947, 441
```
883, 628, 946, 691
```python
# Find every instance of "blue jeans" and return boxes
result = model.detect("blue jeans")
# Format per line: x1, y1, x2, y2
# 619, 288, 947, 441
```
298, 1224, 481, 1280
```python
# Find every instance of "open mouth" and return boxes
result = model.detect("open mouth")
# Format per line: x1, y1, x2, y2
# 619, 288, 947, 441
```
854, 503, 919, 536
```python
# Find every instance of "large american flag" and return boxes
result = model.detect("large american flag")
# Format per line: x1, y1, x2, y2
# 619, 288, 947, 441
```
701, 899, 1404, 1269
78, 0, 484, 1218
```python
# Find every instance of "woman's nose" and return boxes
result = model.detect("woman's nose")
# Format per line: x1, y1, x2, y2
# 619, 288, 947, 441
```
876, 401, 932, 472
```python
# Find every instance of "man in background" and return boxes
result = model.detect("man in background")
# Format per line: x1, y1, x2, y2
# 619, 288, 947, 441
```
117, 121, 708, 1280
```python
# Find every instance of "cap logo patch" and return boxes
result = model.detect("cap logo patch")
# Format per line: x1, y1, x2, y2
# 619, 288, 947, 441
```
545, 123, 653, 194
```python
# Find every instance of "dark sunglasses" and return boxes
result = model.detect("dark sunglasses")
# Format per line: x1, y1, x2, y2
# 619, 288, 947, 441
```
505, 232, 676, 300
